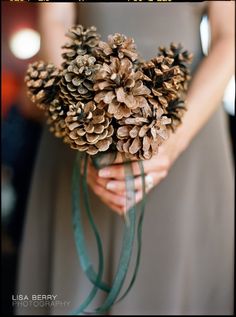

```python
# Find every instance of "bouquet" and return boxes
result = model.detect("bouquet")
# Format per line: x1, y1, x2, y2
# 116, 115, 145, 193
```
25, 25, 193, 314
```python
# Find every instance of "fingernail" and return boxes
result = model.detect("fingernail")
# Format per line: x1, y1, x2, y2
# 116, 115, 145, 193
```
98, 169, 110, 178
106, 182, 116, 190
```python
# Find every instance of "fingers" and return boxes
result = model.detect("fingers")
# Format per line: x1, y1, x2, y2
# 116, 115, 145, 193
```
98, 156, 170, 180
142, 156, 170, 174
87, 168, 127, 214
106, 175, 144, 192
88, 180, 126, 207
105, 170, 168, 193
83, 154, 169, 216
87, 167, 146, 216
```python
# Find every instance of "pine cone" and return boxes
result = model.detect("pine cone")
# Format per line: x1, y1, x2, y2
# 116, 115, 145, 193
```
46, 98, 69, 138
116, 106, 171, 160
158, 43, 193, 91
65, 101, 114, 155
141, 55, 184, 109
25, 61, 61, 107
94, 33, 139, 64
62, 25, 101, 67
94, 57, 150, 120
60, 54, 101, 105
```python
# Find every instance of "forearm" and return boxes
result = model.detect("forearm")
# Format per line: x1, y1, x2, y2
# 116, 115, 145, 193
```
176, 36, 234, 152
39, 3, 76, 66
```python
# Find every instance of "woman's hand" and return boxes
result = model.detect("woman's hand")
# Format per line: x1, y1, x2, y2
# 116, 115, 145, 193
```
86, 131, 187, 215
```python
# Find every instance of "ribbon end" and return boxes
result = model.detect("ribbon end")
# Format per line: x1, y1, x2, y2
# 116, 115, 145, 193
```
123, 211, 130, 228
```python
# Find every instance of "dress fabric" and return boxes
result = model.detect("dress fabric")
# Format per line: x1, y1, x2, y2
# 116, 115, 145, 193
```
16, 2, 234, 315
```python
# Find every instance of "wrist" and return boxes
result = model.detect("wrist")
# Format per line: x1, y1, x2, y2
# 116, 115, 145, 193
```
172, 125, 191, 156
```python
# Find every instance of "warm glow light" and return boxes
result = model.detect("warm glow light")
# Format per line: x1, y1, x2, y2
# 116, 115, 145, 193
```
9, 28, 40, 60
200, 15, 211, 56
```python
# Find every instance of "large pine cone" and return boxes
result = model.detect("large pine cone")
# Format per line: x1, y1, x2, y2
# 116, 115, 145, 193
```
62, 25, 101, 67
25, 61, 61, 107
94, 57, 150, 120
94, 33, 139, 64
158, 43, 193, 91
60, 54, 100, 105
117, 105, 171, 160
65, 101, 114, 155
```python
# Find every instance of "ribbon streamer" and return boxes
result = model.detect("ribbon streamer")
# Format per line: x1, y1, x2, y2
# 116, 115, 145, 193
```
71, 152, 146, 315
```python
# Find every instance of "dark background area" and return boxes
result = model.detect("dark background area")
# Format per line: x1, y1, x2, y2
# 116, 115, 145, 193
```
1, 2, 42, 315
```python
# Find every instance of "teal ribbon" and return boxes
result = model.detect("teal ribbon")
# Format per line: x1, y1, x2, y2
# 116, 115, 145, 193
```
71, 152, 146, 315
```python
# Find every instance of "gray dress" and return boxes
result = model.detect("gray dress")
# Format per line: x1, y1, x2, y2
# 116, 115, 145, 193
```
16, 3, 234, 315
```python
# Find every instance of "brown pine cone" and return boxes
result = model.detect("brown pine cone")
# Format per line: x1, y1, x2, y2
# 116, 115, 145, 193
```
65, 101, 114, 155
158, 43, 193, 91
25, 61, 61, 107
94, 33, 139, 64
60, 54, 101, 105
94, 57, 150, 120
46, 98, 69, 138
116, 105, 171, 160
62, 25, 101, 67
141, 55, 184, 109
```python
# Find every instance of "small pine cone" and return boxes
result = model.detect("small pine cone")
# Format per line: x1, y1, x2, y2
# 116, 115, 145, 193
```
25, 61, 61, 107
62, 25, 101, 67
158, 43, 193, 91
60, 55, 101, 105
141, 55, 184, 109
94, 57, 151, 120
94, 33, 139, 64
65, 101, 114, 155
46, 98, 69, 138
116, 106, 171, 160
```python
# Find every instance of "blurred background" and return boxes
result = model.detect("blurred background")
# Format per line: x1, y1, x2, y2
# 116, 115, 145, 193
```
1, 2, 235, 315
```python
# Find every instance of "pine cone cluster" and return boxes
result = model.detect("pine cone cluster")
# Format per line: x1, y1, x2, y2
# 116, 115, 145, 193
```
94, 57, 150, 120
25, 61, 61, 107
62, 25, 101, 67
65, 101, 114, 155
25, 24, 193, 158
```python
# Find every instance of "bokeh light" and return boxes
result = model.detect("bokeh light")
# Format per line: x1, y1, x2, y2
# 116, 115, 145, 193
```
9, 28, 40, 60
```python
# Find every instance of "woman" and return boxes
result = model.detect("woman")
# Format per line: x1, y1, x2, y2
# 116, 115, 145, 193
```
17, 2, 234, 315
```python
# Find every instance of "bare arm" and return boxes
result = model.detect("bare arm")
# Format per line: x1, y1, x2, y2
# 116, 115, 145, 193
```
176, 1, 235, 151
39, 3, 76, 66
